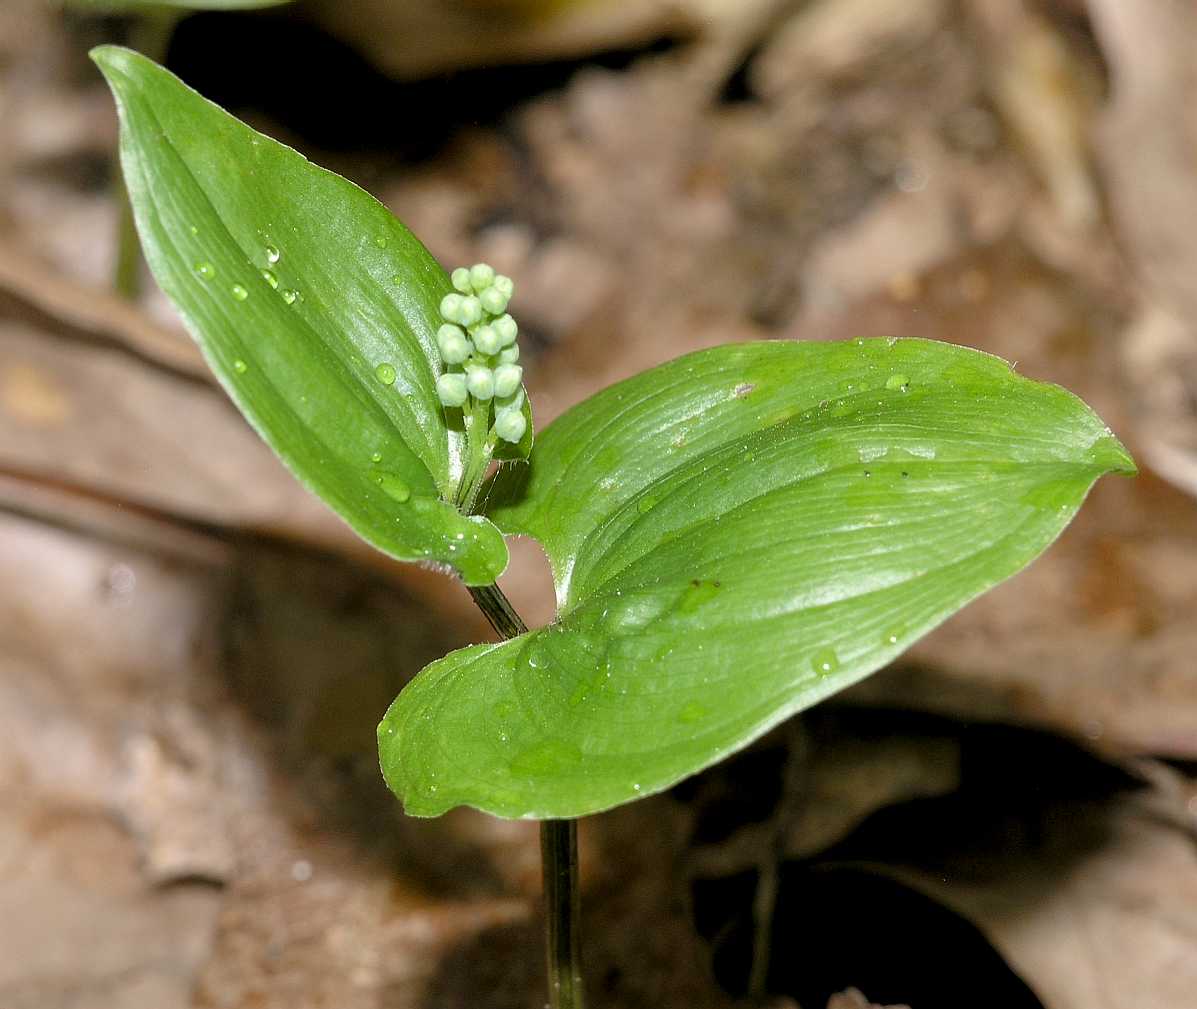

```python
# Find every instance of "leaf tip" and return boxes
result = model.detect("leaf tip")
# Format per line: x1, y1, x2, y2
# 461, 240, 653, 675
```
89, 43, 133, 76
1090, 431, 1138, 477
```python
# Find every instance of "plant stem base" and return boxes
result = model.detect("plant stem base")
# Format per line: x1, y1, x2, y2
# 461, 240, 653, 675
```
542, 819, 585, 1009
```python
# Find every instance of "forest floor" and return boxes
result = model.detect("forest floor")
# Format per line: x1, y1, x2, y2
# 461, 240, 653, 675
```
2, 1, 1197, 1007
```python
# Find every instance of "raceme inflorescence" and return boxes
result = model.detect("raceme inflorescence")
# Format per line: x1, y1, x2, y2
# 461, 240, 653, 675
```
436, 263, 526, 445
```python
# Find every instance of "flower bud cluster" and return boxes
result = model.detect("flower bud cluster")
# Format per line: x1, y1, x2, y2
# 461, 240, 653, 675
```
434, 263, 526, 444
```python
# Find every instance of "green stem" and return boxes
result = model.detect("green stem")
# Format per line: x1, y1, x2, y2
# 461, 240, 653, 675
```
455, 395, 492, 512
112, 176, 141, 300
542, 818, 585, 1009
466, 583, 528, 639
112, 11, 180, 299
465, 583, 585, 1009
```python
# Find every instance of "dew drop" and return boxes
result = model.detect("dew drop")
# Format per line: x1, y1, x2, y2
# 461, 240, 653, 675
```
188, 225, 199, 236
637, 495, 657, 515
233, 359, 247, 374
265, 245, 280, 264
811, 648, 839, 676
260, 269, 279, 289
370, 451, 382, 463
281, 289, 299, 305
882, 626, 902, 646
231, 284, 248, 301
677, 701, 708, 724
885, 373, 910, 391
375, 362, 397, 386
632, 783, 642, 792
392, 274, 403, 285
374, 235, 388, 249
678, 579, 721, 613
372, 471, 410, 503
194, 262, 215, 280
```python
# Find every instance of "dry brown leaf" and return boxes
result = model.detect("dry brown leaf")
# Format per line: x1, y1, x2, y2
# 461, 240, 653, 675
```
1087, 0, 1197, 502
894, 791, 1197, 1009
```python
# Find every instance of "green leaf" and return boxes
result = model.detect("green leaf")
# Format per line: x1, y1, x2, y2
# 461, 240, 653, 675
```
380, 338, 1134, 818
92, 46, 507, 585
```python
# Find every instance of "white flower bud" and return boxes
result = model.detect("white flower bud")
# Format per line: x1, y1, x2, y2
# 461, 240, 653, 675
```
466, 366, 495, 400
436, 372, 468, 408
494, 408, 527, 444
451, 268, 473, 294
480, 287, 509, 316
498, 344, 520, 364
493, 275, 514, 298
436, 324, 471, 364
439, 293, 464, 323
497, 387, 524, 412
473, 324, 502, 356
493, 314, 518, 346
458, 296, 483, 327
493, 363, 523, 398
469, 263, 496, 292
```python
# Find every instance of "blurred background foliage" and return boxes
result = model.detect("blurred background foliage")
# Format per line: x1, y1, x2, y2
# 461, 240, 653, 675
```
1, 1, 1196, 1007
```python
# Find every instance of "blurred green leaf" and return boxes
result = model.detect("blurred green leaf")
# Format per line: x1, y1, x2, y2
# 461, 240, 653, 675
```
380, 339, 1134, 818
92, 45, 508, 584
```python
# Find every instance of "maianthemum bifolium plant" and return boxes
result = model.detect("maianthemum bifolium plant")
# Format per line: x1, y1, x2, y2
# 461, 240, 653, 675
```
93, 45, 1135, 1007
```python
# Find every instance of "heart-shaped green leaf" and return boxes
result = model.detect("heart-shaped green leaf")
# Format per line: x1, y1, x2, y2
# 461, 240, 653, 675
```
380, 338, 1134, 818
93, 46, 508, 584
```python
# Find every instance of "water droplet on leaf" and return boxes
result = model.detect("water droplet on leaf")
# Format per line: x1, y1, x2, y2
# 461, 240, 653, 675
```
281, 289, 299, 305
885, 373, 910, 391
678, 579, 721, 613
194, 262, 214, 280
265, 245, 280, 264
232, 359, 247, 374
260, 269, 278, 289
372, 471, 410, 503
375, 363, 397, 386
811, 648, 839, 676
231, 284, 248, 301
